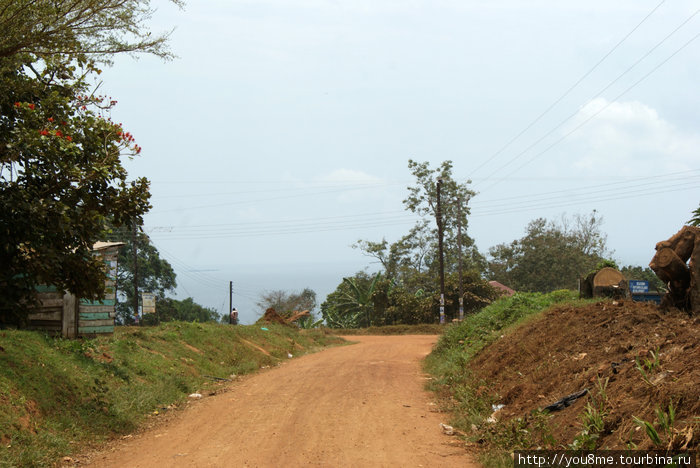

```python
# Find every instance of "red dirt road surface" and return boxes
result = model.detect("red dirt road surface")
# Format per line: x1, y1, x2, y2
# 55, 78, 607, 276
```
83, 335, 476, 468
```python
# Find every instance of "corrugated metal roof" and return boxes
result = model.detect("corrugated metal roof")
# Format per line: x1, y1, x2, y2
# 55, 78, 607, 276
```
488, 280, 516, 296
92, 241, 126, 251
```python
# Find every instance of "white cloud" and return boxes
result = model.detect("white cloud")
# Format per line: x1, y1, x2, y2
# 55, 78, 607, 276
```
565, 98, 700, 176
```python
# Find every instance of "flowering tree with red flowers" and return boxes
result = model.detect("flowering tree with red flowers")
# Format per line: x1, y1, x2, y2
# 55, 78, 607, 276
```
0, 1, 181, 324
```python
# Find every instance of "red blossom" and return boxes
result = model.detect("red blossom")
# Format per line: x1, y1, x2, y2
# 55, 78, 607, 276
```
39, 129, 49, 136
28, 103, 35, 110
65, 135, 72, 141
14, 102, 21, 107
48, 117, 54, 122
55, 130, 63, 137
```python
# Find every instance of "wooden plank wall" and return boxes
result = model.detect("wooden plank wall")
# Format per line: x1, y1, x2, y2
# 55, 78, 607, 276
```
27, 246, 119, 338
78, 248, 118, 336
27, 286, 64, 335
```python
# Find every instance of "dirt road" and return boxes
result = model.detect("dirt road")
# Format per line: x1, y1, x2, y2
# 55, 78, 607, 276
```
83, 335, 476, 467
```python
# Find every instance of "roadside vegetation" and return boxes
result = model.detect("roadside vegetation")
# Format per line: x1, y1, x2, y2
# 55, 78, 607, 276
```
424, 291, 591, 467
0, 323, 343, 467
426, 292, 699, 467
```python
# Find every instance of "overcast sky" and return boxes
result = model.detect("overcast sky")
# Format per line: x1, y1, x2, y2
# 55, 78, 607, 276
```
99, 0, 700, 323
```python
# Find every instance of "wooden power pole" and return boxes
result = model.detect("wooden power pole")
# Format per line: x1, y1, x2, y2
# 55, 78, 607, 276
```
132, 222, 139, 324
457, 196, 464, 321
436, 179, 445, 324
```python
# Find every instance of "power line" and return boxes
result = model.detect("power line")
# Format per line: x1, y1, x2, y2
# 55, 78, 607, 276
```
471, 183, 699, 217
478, 26, 700, 193
145, 180, 699, 240
149, 217, 418, 241
153, 181, 405, 199
150, 182, 404, 213
144, 210, 410, 231
473, 173, 700, 209
469, 0, 669, 179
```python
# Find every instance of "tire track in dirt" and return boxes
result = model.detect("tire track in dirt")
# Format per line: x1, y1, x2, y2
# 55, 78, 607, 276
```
82, 335, 476, 467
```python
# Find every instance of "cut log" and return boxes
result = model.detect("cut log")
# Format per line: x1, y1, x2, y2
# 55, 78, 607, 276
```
689, 228, 700, 315
651, 225, 700, 315
649, 247, 690, 286
593, 267, 626, 288
654, 226, 697, 262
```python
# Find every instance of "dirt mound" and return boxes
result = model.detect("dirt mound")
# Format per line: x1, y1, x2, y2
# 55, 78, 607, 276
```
258, 308, 311, 325
471, 300, 699, 449
258, 308, 289, 325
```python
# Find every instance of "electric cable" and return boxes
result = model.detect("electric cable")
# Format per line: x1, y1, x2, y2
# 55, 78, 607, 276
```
469, 0, 669, 178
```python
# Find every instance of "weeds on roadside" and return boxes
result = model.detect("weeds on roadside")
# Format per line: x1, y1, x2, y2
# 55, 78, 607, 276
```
568, 377, 609, 451
634, 347, 661, 386
482, 410, 556, 450
633, 401, 676, 448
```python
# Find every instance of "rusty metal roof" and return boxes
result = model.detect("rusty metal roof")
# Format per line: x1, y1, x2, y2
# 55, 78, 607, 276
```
92, 241, 126, 251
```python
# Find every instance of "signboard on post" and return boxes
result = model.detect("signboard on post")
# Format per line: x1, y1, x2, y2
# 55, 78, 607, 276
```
629, 280, 649, 294
142, 293, 156, 314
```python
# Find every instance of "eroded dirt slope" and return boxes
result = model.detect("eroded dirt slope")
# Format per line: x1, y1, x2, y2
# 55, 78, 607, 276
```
471, 301, 699, 449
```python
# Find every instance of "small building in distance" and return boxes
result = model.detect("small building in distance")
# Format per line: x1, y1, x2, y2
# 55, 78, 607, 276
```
489, 280, 516, 297
27, 242, 124, 338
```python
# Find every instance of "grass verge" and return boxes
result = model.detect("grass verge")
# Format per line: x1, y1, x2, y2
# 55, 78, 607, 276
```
0, 322, 344, 467
424, 290, 590, 467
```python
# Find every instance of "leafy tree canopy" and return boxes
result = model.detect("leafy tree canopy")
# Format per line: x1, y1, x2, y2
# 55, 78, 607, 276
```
104, 228, 177, 325
0, 0, 182, 61
342, 160, 494, 327
143, 297, 219, 325
487, 211, 610, 293
0, 0, 180, 323
619, 265, 665, 292
689, 203, 700, 227
355, 160, 485, 282
321, 270, 499, 328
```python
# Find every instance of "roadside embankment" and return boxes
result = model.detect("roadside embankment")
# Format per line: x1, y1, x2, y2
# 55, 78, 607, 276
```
0, 322, 344, 467
426, 291, 699, 467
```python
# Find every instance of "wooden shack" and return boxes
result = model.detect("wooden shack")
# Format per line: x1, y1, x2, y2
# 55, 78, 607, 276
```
27, 242, 124, 338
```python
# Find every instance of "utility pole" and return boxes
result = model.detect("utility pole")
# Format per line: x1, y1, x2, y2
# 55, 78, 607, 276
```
229, 281, 233, 324
436, 178, 445, 325
132, 222, 139, 325
457, 196, 464, 321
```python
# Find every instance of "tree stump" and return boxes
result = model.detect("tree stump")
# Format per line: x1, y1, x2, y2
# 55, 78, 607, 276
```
650, 225, 700, 315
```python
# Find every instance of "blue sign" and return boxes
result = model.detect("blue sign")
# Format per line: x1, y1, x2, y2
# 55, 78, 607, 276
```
629, 280, 649, 293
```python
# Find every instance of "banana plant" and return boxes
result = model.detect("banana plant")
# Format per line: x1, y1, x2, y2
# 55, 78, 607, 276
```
336, 272, 382, 327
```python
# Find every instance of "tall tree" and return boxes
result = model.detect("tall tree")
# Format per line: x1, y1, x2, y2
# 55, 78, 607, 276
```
355, 160, 485, 283
403, 159, 485, 275
0, 0, 180, 323
110, 229, 177, 325
150, 297, 219, 324
0, 0, 182, 60
347, 160, 493, 326
487, 212, 610, 292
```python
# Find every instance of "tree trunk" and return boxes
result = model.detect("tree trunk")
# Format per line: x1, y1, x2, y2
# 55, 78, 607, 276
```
650, 226, 700, 315
649, 247, 690, 286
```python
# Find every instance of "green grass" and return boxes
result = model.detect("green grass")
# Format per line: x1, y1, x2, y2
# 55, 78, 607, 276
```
424, 290, 590, 467
0, 322, 343, 467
